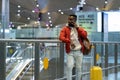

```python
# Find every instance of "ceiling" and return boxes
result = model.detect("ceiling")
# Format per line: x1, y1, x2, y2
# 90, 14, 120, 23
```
0, 0, 120, 27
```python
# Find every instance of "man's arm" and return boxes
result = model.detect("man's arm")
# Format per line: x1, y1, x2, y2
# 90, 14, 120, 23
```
78, 27, 87, 39
59, 27, 70, 43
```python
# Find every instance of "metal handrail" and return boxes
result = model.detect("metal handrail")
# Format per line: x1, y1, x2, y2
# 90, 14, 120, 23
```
19, 60, 33, 80
1, 39, 120, 44
0, 39, 60, 43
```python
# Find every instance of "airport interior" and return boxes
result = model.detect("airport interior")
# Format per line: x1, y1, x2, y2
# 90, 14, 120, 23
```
0, 0, 120, 80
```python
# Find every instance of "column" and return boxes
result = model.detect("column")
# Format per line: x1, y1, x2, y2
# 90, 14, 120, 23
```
1, 0, 10, 38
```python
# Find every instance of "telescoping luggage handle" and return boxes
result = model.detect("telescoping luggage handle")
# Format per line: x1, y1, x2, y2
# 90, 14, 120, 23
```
90, 45, 103, 80
90, 45, 95, 67
90, 45, 100, 67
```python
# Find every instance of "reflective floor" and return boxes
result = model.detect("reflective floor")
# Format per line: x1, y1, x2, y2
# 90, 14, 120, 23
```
105, 72, 120, 80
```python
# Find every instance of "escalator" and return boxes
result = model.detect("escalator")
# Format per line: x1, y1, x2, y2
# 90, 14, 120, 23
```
17, 58, 43, 80
6, 46, 22, 76
6, 43, 59, 80
6, 43, 35, 80
19, 62, 34, 80
6, 58, 44, 80
6, 59, 32, 80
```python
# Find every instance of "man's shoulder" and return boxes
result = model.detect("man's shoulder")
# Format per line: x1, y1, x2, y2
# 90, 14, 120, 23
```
77, 26, 85, 30
62, 26, 70, 30
77, 26, 83, 28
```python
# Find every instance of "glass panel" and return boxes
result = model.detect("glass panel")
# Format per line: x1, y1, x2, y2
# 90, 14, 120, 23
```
39, 42, 62, 80
6, 42, 34, 80
15, 28, 61, 39
107, 68, 117, 80
0, 14, 2, 38
118, 44, 120, 68
108, 44, 115, 67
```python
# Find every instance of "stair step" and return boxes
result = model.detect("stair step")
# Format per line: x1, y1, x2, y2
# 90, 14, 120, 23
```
22, 72, 33, 76
20, 76, 33, 80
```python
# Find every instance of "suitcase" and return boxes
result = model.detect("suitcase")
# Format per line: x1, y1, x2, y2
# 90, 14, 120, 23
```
90, 66, 102, 80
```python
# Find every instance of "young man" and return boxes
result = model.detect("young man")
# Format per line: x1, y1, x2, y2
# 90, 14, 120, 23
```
59, 14, 88, 80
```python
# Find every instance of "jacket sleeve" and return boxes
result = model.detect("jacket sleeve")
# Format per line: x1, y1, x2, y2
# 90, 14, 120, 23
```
59, 27, 70, 43
78, 27, 87, 39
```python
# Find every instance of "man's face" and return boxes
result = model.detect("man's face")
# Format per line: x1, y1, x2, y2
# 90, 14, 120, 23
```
68, 16, 76, 27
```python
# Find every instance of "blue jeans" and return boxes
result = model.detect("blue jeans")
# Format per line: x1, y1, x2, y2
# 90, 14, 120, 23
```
66, 50, 83, 80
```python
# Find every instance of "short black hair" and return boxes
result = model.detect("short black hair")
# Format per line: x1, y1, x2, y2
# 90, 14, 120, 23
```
69, 14, 77, 20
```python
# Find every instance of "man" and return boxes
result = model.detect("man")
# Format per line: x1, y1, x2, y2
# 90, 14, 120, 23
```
59, 14, 88, 80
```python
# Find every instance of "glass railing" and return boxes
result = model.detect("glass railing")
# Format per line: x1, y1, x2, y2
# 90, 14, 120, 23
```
92, 41, 120, 80
0, 39, 120, 80
6, 42, 35, 80
1, 27, 120, 42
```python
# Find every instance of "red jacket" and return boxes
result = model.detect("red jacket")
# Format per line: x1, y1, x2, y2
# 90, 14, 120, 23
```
59, 26, 87, 54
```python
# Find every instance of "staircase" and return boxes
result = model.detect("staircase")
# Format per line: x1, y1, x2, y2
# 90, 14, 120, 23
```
18, 63, 34, 80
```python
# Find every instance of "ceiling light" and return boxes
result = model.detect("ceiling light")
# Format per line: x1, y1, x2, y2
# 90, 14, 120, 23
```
105, 1, 108, 4
17, 5, 21, 8
24, 24, 27, 27
32, 10, 35, 13
50, 24, 52, 26
47, 12, 50, 15
70, 8, 73, 10
17, 26, 21, 29
61, 12, 64, 14
17, 10, 21, 12
17, 13, 20, 16
55, 26, 58, 28
34, 21, 38, 24
36, 4, 39, 7
27, 17, 30, 20
96, 7, 99, 11
58, 9, 61, 12
83, 2, 86, 4
49, 20, 52, 23
46, 24, 49, 27
48, 17, 51, 19
12, 25, 15, 27
79, 0, 86, 5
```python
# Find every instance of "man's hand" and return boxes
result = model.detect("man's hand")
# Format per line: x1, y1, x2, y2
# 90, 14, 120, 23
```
71, 43, 75, 49
83, 40, 91, 49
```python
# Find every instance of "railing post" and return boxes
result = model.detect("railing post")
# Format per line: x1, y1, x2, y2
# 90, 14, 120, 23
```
59, 42, 64, 78
0, 42, 6, 80
34, 42, 40, 80
93, 43, 97, 66
114, 43, 118, 80
105, 43, 108, 80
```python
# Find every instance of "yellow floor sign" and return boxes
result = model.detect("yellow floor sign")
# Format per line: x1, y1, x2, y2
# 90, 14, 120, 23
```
43, 57, 49, 70
96, 53, 100, 61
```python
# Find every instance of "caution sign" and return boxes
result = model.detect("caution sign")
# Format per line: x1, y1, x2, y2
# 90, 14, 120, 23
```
9, 48, 14, 54
43, 57, 49, 70
96, 53, 100, 61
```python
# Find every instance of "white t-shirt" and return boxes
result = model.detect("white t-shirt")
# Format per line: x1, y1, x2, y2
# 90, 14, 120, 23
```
70, 28, 81, 50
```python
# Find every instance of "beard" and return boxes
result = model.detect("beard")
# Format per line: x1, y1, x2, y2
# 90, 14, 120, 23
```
68, 23, 74, 27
